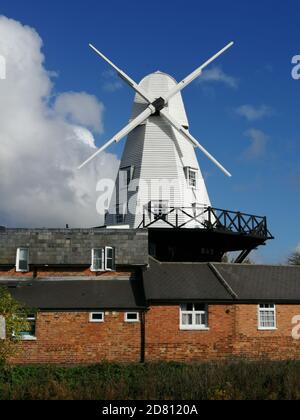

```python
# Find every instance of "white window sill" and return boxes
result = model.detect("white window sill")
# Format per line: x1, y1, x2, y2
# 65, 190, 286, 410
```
180, 327, 210, 331
90, 269, 113, 273
257, 328, 277, 331
20, 336, 37, 341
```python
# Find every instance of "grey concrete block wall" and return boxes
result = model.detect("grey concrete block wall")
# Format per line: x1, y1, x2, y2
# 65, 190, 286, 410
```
0, 229, 149, 266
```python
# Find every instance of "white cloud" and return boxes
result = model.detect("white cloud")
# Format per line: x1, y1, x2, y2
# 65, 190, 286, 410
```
236, 104, 273, 121
296, 244, 300, 253
54, 92, 105, 134
242, 129, 268, 160
198, 66, 238, 89
102, 69, 123, 92
0, 16, 119, 228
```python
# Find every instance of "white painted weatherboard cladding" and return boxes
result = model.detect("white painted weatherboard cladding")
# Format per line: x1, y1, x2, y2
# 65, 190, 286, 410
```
107, 72, 211, 229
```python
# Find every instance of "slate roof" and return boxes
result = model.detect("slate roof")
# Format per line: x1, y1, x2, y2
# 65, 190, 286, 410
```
143, 258, 233, 301
215, 263, 300, 302
1, 259, 300, 308
0, 277, 146, 310
143, 258, 300, 303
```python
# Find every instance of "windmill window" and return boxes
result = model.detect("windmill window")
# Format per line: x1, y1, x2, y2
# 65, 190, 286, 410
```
180, 304, 208, 330
185, 167, 198, 189
258, 304, 277, 330
16, 248, 29, 272
150, 201, 169, 221
91, 247, 116, 272
19, 314, 36, 341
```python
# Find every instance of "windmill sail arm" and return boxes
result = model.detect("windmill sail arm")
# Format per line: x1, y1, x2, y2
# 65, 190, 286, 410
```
160, 110, 232, 178
164, 42, 234, 102
78, 106, 154, 169
89, 44, 153, 103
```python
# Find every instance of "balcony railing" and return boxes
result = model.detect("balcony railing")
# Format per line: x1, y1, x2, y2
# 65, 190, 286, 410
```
139, 206, 273, 239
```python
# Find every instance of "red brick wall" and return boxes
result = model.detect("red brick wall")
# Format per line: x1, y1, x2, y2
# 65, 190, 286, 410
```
10, 304, 300, 364
233, 304, 300, 360
145, 305, 235, 362
11, 311, 141, 364
145, 304, 300, 362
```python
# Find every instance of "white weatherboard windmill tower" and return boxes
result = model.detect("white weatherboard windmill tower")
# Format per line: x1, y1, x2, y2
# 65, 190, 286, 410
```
80, 42, 273, 262
80, 43, 233, 229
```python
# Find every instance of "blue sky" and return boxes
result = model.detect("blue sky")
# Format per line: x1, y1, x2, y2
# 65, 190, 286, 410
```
0, 0, 299, 263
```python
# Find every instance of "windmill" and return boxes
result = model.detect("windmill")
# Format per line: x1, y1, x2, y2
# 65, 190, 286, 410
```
80, 43, 273, 262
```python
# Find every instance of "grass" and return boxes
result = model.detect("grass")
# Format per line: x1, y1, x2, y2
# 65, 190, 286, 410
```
1, 360, 300, 400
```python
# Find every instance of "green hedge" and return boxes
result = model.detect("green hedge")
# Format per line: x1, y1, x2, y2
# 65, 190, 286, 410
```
1, 360, 300, 400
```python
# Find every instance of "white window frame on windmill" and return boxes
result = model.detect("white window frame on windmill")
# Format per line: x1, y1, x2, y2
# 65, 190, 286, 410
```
16, 248, 30, 272
91, 247, 116, 272
184, 167, 198, 189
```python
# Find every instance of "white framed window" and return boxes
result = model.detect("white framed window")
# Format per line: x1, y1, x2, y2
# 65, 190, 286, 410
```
105, 247, 115, 271
89, 312, 104, 323
91, 248, 104, 272
185, 167, 198, 189
16, 248, 29, 272
19, 314, 36, 341
125, 312, 140, 323
149, 200, 169, 221
258, 304, 277, 330
91, 247, 116, 272
180, 304, 208, 330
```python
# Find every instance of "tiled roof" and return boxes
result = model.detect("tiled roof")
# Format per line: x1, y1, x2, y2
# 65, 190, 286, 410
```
0, 276, 146, 310
143, 258, 233, 301
143, 258, 300, 303
215, 263, 300, 301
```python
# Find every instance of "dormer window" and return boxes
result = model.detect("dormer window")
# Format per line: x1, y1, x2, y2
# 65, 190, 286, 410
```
16, 248, 29, 272
185, 167, 198, 189
91, 247, 116, 272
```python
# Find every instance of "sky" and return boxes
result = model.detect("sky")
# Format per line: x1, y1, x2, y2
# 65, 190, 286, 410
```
0, 0, 299, 263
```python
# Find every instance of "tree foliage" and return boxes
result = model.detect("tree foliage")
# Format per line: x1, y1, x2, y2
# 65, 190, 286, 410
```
0, 287, 31, 366
222, 254, 254, 264
288, 251, 300, 266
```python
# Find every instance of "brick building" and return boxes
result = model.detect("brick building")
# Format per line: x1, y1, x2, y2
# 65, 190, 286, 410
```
1, 228, 300, 364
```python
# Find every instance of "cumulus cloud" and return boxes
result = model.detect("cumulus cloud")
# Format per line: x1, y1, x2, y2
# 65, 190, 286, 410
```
198, 66, 238, 89
242, 129, 268, 160
54, 92, 105, 134
236, 104, 273, 121
0, 16, 119, 228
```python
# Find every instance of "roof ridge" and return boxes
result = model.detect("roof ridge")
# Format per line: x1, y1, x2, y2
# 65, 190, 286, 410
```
214, 263, 300, 269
